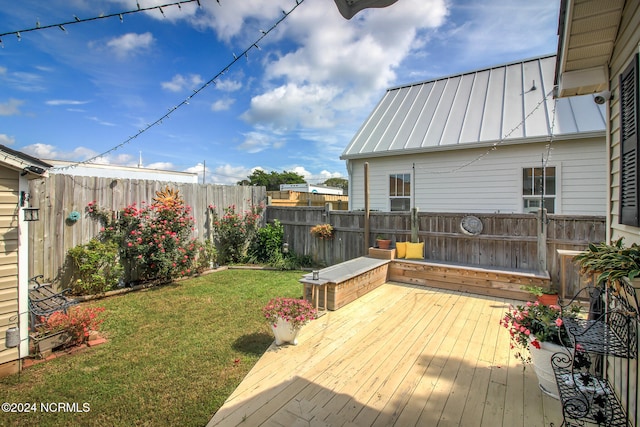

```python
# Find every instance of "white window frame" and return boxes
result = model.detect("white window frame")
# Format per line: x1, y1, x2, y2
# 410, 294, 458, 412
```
389, 172, 411, 211
521, 165, 558, 214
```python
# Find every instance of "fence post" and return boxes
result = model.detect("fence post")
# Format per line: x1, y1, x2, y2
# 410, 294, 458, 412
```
411, 207, 419, 243
537, 208, 548, 272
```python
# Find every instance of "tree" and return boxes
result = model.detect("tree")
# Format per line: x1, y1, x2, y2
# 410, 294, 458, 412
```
238, 170, 306, 191
323, 177, 348, 193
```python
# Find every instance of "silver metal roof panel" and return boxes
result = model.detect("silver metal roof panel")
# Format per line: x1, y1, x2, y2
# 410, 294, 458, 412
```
342, 55, 606, 159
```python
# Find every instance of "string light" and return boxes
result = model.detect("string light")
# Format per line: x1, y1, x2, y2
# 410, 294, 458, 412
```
0, 0, 203, 40
53, 0, 307, 171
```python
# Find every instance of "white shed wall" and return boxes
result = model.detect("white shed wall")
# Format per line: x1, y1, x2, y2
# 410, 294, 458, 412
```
347, 137, 606, 215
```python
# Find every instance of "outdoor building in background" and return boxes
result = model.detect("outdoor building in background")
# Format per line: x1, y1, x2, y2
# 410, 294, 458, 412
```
279, 183, 344, 195
341, 54, 607, 215
46, 160, 198, 184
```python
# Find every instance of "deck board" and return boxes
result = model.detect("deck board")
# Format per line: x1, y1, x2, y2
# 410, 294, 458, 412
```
207, 282, 563, 427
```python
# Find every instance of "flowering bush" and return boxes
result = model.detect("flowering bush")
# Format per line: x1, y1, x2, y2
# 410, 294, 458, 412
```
310, 223, 334, 240
263, 297, 317, 329
87, 189, 205, 283
210, 203, 263, 264
36, 306, 106, 344
500, 301, 581, 363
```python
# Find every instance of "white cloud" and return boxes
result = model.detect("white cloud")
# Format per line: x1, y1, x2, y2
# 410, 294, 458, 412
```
161, 74, 204, 92
0, 134, 15, 145
291, 166, 311, 180
147, 161, 177, 170
46, 99, 90, 106
242, 83, 340, 129
216, 79, 242, 92
0, 99, 24, 116
86, 116, 116, 126
211, 98, 235, 112
240, 0, 448, 131
319, 170, 344, 179
106, 32, 155, 58
211, 164, 253, 185
237, 131, 278, 154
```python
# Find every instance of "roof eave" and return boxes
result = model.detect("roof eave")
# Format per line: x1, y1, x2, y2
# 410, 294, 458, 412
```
554, 0, 623, 98
340, 131, 606, 161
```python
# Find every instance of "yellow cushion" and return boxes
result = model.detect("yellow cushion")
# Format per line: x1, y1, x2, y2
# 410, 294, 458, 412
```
396, 242, 407, 258
405, 242, 424, 259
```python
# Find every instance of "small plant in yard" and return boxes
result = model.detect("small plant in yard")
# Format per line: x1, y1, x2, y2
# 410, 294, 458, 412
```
500, 300, 580, 363
310, 223, 334, 240
67, 238, 124, 295
210, 203, 263, 264
36, 306, 106, 344
263, 297, 317, 329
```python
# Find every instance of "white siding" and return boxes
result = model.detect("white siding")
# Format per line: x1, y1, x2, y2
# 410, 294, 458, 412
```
348, 138, 606, 215
609, 1, 640, 244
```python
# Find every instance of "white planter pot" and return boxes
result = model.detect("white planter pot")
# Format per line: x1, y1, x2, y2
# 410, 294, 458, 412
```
528, 337, 569, 399
271, 317, 301, 346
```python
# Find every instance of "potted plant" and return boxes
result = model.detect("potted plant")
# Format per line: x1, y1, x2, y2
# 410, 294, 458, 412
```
520, 285, 559, 306
500, 301, 581, 399
31, 306, 106, 358
310, 223, 334, 240
376, 235, 392, 250
263, 297, 317, 345
573, 238, 640, 290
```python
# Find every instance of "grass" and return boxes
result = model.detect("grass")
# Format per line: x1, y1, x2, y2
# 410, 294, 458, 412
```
0, 269, 304, 427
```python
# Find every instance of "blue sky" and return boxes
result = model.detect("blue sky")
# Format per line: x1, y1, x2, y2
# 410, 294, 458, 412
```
0, 0, 560, 184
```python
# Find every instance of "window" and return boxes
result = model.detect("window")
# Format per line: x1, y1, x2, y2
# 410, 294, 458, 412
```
620, 53, 640, 226
389, 173, 410, 211
523, 166, 555, 213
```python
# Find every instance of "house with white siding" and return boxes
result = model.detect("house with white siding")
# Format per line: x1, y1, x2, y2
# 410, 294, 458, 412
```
341, 54, 607, 215
0, 146, 50, 376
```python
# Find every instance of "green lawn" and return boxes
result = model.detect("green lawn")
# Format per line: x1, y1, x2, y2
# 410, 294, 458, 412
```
0, 269, 304, 427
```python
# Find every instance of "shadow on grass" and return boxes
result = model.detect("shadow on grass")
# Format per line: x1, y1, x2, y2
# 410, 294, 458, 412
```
233, 332, 274, 355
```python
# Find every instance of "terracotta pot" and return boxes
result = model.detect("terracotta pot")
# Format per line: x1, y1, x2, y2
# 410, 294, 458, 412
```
377, 239, 391, 249
537, 294, 559, 306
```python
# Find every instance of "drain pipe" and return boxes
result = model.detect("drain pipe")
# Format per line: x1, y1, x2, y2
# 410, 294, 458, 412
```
364, 162, 370, 253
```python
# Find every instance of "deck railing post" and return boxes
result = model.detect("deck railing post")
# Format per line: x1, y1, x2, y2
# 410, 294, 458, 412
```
411, 207, 419, 243
537, 208, 548, 272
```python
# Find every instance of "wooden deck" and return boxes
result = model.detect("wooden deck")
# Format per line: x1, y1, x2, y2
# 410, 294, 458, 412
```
207, 282, 562, 427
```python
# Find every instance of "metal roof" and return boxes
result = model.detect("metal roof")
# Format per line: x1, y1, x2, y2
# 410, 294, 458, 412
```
341, 55, 606, 160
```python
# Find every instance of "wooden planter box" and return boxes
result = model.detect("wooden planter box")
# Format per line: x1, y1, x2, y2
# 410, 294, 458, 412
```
300, 257, 390, 311
31, 331, 75, 358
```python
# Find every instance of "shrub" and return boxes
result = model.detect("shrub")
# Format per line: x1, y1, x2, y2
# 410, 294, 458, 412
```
37, 306, 106, 344
87, 188, 202, 283
248, 219, 284, 264
211, 203, 263, 264
67, 239, 124, 295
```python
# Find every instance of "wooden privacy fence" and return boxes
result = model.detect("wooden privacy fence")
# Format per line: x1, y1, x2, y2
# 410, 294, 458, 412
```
27, 174, 266, 284
266, 206, 606, 294
266, 191, 348, 209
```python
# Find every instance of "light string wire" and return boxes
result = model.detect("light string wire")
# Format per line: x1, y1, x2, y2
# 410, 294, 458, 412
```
0, 0, 206, 43
422, 88, 556, 175
49, 0, 306, 171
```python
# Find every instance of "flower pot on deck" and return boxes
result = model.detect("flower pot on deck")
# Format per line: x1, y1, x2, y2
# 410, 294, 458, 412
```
537, 294, 559, 306
376, 239, 391, 249
271, 317, 302, 346
528, 336, 569, 399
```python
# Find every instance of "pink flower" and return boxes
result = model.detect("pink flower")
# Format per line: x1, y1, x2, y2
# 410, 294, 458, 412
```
555, 318, 563, 327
